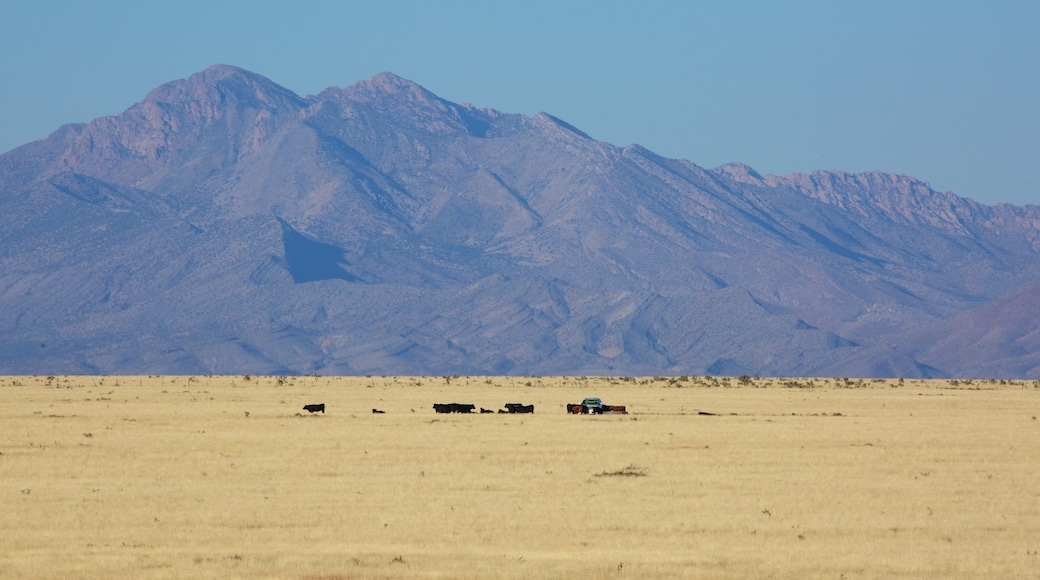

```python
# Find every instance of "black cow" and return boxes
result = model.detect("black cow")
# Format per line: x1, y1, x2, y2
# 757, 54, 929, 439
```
432, 403, 476, 414
303, 403, 325, 414
480, 408, 495, 414
503, 403, 534, 414
372, 408, 385, 414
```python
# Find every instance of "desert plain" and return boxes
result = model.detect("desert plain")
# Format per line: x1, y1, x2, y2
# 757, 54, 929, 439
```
1, 374, 1039, 579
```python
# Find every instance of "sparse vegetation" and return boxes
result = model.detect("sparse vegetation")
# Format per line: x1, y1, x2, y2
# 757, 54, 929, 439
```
0, 374, 1037, 577
595, 464, 647, 477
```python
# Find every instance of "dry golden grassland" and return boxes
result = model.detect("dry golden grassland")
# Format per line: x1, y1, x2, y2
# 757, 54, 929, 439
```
2, 374, 1039, 578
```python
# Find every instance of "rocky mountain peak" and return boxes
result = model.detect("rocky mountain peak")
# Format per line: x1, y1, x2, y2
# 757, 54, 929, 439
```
49, 65, 310, 186
319, 72, 499, 139
339, 71, 441, 106
713, 162, 766, 185
143, 64, 307, 113
368, 71, 422, 92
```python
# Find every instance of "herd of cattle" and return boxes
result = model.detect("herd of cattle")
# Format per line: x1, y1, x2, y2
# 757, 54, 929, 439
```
566, 403, 628, 414
302, 399, 627, 415
433, 402, 535, 414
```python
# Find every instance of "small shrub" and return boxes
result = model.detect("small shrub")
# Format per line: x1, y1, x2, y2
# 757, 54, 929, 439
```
595, 464, 647, 478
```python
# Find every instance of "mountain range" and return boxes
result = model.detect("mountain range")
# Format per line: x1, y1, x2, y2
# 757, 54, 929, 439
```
2, 64, 1039, 378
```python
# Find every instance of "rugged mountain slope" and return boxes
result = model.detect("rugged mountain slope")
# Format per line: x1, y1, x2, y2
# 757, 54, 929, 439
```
900, 280, 1040, 378
2, 65, 1039, 377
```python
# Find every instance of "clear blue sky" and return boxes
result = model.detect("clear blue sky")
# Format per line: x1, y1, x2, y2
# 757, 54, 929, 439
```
2, 0, 1038, 205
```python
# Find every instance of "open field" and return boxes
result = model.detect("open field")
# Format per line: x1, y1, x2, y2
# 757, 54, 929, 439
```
2, 374, 1039, 578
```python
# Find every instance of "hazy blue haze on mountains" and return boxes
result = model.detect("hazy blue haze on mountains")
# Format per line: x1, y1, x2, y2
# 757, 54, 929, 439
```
3, 65, 1040, 378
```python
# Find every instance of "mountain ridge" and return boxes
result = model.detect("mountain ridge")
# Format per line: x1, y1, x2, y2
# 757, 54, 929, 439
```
2, 65, 1038, 377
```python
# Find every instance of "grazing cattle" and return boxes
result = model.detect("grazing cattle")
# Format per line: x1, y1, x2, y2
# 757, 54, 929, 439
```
503, 403, 535, 414
372, 408, 385, 414
568, 402, 625, 414
480, 408, 494, 414
303, 403, 325, 414
432, 403, 476, 414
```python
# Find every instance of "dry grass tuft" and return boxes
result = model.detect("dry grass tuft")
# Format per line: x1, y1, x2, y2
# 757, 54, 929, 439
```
595, 464, 647, 477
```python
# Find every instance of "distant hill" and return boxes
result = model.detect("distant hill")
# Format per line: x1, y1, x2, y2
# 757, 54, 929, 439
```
3, 64, 1039, 377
